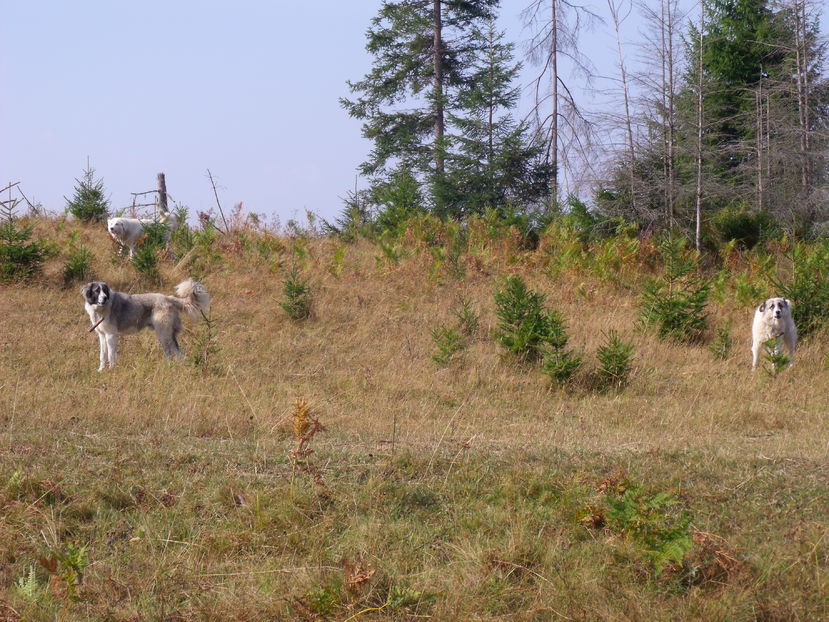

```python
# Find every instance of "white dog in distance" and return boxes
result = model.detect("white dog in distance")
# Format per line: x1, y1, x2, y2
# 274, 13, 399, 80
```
751, 297, 797, 370
82, 279, 210, 371
107, 209, 178, 257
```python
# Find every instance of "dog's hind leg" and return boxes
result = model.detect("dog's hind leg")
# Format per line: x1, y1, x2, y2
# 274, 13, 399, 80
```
155, 325, 182, 359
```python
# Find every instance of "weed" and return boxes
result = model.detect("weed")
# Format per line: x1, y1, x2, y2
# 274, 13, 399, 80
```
290, 399, 326, 488
329, 244, 346, 278
605, 483, 693, 577
39, 543, 89, 602
16, 565, 43, 603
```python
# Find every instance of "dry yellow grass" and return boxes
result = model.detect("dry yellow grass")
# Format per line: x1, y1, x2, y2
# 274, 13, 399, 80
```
0, 217, 827, 620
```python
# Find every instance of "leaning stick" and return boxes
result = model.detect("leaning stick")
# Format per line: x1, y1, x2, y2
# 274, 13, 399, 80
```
88, 317, 105, 332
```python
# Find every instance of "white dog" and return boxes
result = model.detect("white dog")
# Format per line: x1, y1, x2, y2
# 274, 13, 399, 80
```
107, 209, 178, 257
107, 216, 156, 257
751, 297, 797, 369
82, 279, 210, 371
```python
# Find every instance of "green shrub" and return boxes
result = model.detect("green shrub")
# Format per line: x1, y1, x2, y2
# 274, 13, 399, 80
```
640, 233, 710, 343
595, 330, 634, 390
0, 197, 51, 283
62, 232, 94, 286
452, 298, 479, 337
709, 205, 778, 250
280, 267, 313, 320
775, 241, 829, 338
66, 163, 110, 223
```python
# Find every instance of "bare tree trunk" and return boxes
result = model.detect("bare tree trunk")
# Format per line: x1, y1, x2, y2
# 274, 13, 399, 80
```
662, 0, 676, 229
608, 0, 636, 215
694, 3, 704, 250
755, 85, 764, 213
792, 0, 809, 192
550, 0, 559, 205
157, 172, 168, 215
433, 0, 445, 176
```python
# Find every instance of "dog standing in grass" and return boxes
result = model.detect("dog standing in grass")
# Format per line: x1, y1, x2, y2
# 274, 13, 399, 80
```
82, 279, 210, 371
107, 209, 178, 257
751, 297, 797, 370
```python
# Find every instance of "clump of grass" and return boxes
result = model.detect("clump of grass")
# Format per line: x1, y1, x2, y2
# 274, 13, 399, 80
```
280, 266, 313, 320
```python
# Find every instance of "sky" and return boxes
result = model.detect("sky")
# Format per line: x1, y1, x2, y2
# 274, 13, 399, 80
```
3, 1, 823, 226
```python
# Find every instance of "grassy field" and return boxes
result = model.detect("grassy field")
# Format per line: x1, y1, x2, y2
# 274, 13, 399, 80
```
0, 218, 827, 621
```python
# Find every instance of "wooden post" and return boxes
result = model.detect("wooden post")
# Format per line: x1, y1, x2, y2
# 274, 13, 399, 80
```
157, 172, 168, 214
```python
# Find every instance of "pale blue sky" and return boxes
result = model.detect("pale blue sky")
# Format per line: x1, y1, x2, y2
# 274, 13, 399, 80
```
6, 1, 816, 225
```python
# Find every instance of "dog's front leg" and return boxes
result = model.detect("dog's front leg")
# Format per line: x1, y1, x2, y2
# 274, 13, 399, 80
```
751, 342, 761, 370
97, 332, 108, 371
105, 333, 119, 368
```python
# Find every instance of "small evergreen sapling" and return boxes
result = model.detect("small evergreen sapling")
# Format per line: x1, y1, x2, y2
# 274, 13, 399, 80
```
280, 266, 313, 320
66, 163, 110, 223
596, 330, 634, 390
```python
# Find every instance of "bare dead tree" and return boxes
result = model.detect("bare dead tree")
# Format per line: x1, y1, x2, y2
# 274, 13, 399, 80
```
694, 0, 705, 250
637, 0, 684, 229
206, 169, 230, 233
522, 0, 601, 207
607, 0, 637, 215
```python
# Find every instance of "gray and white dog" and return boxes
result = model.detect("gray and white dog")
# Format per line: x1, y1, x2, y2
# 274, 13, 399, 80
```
751, 297, 797, 369
81, 279, 210, 370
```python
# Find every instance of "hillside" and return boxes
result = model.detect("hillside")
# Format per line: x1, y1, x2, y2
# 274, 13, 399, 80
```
0, 216, 827, 621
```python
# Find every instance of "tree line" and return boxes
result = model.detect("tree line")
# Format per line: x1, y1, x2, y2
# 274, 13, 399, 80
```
340, 0, 828, 246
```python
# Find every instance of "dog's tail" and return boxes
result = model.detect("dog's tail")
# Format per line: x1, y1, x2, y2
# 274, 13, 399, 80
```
174, 278, 211, 321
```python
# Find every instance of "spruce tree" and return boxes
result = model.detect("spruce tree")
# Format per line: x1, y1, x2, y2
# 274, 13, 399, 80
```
66, 163, 110, 223
441, 20, 552, 217
341, 0, 498, 215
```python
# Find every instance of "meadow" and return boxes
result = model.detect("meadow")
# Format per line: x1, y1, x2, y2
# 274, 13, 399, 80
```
0, 214, 827, 621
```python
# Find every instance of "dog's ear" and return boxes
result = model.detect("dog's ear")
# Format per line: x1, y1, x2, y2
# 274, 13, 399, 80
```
758, 301, 766, 312
80, 283, 91, 297
101, 283, 111, 297
784, 298, 792, 309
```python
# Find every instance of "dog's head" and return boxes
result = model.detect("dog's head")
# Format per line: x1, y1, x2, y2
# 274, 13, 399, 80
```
758, 297, 792, 322
81, 282, 112, 308
107, 218, 125, 238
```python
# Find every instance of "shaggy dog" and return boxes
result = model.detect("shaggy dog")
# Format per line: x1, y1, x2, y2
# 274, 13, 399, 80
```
82, 279, 210, 371
107, 216, 156, 257
107, 210, 178, 257
751, 297, 797, 369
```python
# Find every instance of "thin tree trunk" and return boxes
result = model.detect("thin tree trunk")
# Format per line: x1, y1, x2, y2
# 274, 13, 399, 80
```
608, 0, 636, 215
550, 0, 559, 205
665, 0, 676, 229
755, 85, 764, 213
694, 3, 704, 250
433, 0, 445, 176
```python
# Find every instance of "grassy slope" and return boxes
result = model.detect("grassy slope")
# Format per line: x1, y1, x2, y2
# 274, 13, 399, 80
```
0, 219, 826, 621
